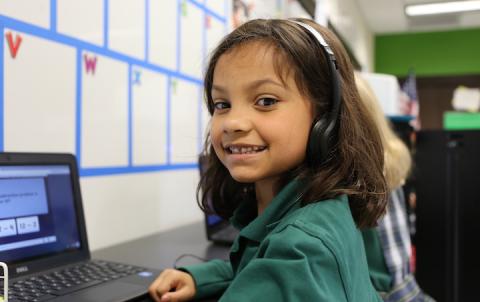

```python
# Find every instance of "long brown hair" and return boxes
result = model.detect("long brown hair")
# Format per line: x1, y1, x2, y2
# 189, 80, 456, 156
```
198, 18, 387, 228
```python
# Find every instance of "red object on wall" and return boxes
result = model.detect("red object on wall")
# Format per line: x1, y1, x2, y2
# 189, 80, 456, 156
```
5, 32, 23, 59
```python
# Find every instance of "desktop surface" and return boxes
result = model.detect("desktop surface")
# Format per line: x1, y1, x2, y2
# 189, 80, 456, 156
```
92, 221, 230, 301
93, 221, 230, 269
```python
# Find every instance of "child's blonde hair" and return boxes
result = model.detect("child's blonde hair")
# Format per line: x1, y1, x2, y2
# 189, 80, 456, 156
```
355, 73, 412, 190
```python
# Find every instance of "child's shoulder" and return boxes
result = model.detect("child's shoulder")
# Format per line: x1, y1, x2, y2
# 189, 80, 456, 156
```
272, 194, 359, 246
264, 194, 372, 298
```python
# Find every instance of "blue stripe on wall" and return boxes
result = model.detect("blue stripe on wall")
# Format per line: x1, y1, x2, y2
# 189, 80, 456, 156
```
197, 87, 203, 153
75, 49, 82, 164
176, 0, 182, 71
50, 0, 57, 32
0, 24, 4, 152
104, 0, 109, 48
166, 77, 172, 164
128, 64, 133, 166
80, 163, 198, 177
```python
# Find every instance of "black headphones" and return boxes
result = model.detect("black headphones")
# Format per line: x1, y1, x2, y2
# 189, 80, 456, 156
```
292, 21, 342, 168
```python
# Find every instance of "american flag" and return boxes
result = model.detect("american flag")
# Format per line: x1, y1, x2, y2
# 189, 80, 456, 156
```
401, 69, 420, 130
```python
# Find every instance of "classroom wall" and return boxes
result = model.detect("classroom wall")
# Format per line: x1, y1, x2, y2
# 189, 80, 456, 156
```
375, 27, 480, 77
0, 0, 374, 251
0, 0, 230, 250
327, 0, 374, 71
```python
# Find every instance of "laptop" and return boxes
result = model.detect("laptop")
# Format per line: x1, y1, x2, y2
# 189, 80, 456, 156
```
198, 155, 239, 245
0, 152, 160, 302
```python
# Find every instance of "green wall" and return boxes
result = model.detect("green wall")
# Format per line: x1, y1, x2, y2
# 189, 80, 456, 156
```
375, 27, 480, 77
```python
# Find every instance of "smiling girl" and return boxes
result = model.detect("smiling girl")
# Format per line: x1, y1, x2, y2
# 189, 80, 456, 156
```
149, 18, 387, 302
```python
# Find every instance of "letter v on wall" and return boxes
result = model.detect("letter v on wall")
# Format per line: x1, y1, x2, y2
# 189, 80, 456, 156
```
5, 32, 23, 59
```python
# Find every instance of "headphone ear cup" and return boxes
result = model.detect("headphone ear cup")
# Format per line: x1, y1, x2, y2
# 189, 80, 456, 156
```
292, 20, 341, 169
307, 118, 329, 167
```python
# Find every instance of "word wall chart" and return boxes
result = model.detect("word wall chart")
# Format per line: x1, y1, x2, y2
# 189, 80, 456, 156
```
0, 0, 229, 177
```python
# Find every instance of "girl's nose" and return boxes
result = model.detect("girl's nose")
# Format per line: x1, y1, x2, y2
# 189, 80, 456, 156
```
222, 111, 252, 134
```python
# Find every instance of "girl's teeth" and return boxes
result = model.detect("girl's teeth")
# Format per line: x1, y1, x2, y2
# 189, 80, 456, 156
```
229, 146, 264, 154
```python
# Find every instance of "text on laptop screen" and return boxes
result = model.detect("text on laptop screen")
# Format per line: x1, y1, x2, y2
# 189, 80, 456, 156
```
0, 165, 81, 263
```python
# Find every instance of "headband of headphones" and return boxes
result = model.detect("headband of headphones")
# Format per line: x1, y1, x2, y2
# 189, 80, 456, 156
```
290, 20, 342, 167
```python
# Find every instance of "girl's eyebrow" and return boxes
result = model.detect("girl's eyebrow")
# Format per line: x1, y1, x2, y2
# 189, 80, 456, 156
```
248, 78, 284, 90
212, 84, 227, 94
212, 78, 285, 93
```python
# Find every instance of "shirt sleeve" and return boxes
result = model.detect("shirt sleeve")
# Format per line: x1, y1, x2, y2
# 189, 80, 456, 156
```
219, 224, 351, 302
179, 259, 233, 299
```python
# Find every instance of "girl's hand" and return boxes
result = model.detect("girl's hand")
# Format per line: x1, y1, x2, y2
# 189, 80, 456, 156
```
148, 268, 196, 302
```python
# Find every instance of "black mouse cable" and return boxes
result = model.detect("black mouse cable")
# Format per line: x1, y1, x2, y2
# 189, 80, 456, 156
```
173, 253, 209, 268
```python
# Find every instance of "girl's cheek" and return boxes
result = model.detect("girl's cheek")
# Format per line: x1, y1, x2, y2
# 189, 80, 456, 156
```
210, 131, 223, 155
210, 121, 221, 145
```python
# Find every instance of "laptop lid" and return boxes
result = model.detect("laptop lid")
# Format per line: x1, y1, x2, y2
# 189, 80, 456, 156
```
0, 153, 89, 279
198, 155, 239, 244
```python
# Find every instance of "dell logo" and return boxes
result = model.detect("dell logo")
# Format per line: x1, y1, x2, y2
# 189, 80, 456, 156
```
16, 266, 29, 274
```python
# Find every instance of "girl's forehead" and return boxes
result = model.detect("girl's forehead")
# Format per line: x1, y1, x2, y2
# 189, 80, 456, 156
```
215, 40, 293, 84
221, 40, 276, 62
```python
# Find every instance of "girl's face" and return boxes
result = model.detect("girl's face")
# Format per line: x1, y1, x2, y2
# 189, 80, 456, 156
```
210, 41, 314, 186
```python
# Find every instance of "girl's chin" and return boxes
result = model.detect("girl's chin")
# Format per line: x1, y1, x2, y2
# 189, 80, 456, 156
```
227, 168, 262, 183
229, 171, 279, 186
229, 173, 259, 183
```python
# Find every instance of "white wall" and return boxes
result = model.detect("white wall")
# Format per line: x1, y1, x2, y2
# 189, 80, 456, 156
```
81, 170, 202, 250
0, 0, 230, 251
325, 0, 374, 71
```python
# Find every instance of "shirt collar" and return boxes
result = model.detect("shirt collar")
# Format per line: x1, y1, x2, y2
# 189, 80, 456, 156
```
230, 179, 304, 243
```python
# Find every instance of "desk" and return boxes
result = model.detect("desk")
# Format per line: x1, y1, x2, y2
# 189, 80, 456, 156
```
93, 222, 230, 302
92, 221, 230, 272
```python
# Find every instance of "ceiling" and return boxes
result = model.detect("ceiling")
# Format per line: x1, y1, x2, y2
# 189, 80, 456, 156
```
355, 0, 480, 34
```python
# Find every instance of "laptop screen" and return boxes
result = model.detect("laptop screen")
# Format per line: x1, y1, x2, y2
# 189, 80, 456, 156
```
197, 154, 239, 243
0, 164, 82, 264
206, 213, 224, 227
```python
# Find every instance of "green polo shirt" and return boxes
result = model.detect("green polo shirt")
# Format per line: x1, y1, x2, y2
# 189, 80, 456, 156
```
182, 180, 382, 301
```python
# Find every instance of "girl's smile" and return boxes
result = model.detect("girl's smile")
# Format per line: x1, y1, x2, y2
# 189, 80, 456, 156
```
223, 142, 268, 166
223, 143, 267, 155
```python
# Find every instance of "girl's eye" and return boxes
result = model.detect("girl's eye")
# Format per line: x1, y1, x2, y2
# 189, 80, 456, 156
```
213, 101, 230, 111
256, 97, 278, 107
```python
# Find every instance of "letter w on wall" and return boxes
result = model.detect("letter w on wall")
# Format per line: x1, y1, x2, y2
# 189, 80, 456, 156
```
84, 54, 97, 75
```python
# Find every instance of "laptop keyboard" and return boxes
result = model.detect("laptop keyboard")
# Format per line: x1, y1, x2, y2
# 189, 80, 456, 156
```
0, 260, 146, 302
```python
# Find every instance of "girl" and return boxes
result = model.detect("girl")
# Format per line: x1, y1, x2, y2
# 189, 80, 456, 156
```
356, 74, 435, 302
149, 18, 387, 302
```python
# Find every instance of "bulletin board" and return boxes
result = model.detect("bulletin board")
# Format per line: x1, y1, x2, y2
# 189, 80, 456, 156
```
0, 0, 229, 177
